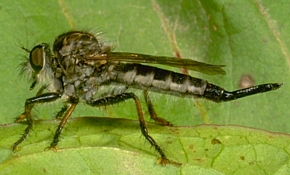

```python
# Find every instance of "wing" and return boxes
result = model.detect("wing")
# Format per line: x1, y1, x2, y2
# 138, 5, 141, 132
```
87, 52, 226, 75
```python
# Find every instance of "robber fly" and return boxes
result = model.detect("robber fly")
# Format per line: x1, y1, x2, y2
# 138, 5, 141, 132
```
13, 31, 281, 166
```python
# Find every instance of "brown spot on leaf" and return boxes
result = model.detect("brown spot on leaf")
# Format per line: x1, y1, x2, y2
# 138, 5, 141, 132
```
239, 74, 255, 89
189, 144, 194, 150
211, 138, 222, 145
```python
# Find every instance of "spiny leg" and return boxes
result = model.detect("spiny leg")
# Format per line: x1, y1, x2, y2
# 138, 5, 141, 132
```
203, 83, 282, 102
48, 97, 79, 150
143, 90, 173, 126
87, 93, 180, 166
12, 92, 61, 151
15, 85, 47, 122
55, 104, 69, 119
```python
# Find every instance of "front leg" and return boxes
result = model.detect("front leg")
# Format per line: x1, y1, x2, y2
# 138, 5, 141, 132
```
12, 92, 61, 151
15, 85, 46, 122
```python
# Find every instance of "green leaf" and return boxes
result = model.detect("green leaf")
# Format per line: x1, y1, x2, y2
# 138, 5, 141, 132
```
1, 117, 290, 174
0, 0, 289, 174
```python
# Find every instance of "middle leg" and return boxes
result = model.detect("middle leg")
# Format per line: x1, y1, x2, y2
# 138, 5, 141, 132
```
48, 96, 79, 150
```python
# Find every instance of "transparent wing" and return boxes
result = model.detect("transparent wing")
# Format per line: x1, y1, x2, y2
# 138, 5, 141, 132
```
87, 52, 226, 75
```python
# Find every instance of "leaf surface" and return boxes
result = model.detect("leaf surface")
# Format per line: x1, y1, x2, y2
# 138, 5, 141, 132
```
0, 0, 289, 174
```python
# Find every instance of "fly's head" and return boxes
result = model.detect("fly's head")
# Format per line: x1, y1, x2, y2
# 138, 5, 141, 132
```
21, 43, 54, 90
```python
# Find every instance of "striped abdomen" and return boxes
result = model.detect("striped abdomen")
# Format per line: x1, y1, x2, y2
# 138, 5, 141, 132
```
112, 63, 208, 97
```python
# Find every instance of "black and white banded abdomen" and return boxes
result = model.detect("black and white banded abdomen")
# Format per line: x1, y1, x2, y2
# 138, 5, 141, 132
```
112, 63, 208, 97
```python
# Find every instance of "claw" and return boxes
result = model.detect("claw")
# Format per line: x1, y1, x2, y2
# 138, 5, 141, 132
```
45, 145, 58, 152
11, 145, 18, 152
157, 157, 181, 167
15, 113, 26, 122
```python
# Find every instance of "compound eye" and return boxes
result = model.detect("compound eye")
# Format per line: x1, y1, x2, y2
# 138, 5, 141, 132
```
29, 44, 45, 73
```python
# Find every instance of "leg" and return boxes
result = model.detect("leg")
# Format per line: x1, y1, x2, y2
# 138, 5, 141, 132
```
12, 92, 61, 151
48, 96, 79, 150
55, 104, 70, 119
87, 93, 180, 166
143, 90, 173, 126
15, 85, 46, 122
